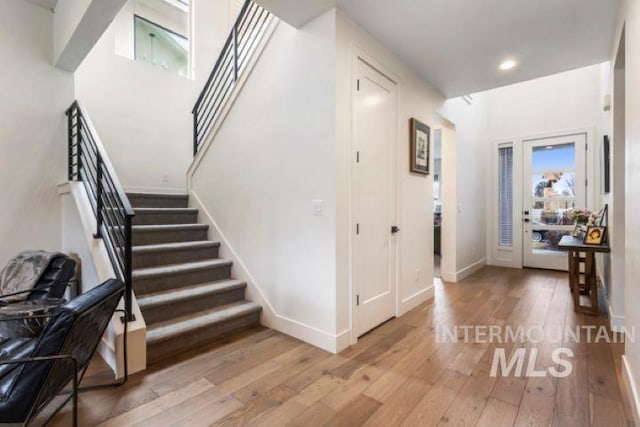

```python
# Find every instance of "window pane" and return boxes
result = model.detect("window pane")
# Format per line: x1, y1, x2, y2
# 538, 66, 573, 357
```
532, 143, 575, 170
135, 16, 189, 77
498, 146, 513, 247
531, 171, 576, 198
531, 229, 572, 253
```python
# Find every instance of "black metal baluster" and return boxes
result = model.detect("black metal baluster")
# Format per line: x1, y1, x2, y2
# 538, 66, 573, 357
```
193, 111, 198, 155
67, 106, 73, 180
124, 215, 135, 323
233, 24, 239, 82
76, 110, 83, 182
94, 153, 103, 238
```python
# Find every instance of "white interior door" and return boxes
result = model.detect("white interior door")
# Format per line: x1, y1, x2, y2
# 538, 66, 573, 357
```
522, 134, 586, 270
352, 58, 397, 337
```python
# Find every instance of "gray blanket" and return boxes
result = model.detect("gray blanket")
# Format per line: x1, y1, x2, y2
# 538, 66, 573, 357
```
0, 251, 62, 301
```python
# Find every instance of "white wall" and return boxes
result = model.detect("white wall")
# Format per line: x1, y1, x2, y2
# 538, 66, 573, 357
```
616, 0, 640, 420
74, 0, 235, 194
0, 0, 74, 267
190, 11, 339, 351
438, 97, 488, 279
336, 11, 446, 344
479, 65, 603, 267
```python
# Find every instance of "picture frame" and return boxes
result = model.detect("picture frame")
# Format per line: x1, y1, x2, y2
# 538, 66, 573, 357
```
410, 118, 430, 175
603, 135, 610, 194
583, 226, 607, 245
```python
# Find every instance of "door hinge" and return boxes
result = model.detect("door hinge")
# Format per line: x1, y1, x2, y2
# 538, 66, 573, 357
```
357, 79, 360, 91
586, 179, 588, 187
356, 223, 359, 235
356, 151, 360, 163
356, 294, 360, 306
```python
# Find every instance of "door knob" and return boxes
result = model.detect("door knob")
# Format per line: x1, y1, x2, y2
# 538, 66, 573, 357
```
391, 226, 400, 234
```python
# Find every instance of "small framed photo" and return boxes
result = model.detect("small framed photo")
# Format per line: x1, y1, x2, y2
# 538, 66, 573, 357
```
583, 226, 606, 245
410, 118, 430, 175
572, 225, 585, 239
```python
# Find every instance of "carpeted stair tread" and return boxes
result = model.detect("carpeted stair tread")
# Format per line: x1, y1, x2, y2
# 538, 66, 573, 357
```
132, 259, 232, 279
138, 279, 246, 309
146, 301, 261, 344
132, 223, 208, 232
132, 240, 220, 254
134, 207, 198, 213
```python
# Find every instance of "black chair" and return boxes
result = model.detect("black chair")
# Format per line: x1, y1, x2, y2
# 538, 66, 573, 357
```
0, 254, 77, 304
0, 278, 124, 426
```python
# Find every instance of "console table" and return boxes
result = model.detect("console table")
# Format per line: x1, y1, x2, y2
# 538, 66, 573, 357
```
558, 235, 610, 315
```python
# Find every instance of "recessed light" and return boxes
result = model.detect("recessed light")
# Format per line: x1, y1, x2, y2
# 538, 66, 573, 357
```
499, 59, 517, 71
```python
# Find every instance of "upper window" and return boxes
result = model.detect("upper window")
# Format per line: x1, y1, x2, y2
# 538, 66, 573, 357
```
114, 0, 191, 78
134, 15, 189, 77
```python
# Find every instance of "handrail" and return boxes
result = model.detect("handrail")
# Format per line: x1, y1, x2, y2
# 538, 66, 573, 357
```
192, 0, 271, 155
65, 100, 135, 323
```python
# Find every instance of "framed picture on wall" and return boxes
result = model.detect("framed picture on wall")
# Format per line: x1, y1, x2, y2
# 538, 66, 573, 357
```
410, 118, 430, 174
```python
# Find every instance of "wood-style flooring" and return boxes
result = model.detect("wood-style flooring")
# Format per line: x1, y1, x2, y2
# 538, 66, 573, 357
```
46, 267, 635, 426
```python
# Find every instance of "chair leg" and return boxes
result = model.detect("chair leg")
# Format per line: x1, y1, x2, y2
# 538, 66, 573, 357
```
72, 358, 79, 427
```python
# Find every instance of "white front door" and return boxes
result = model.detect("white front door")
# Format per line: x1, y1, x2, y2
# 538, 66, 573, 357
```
352, 58, 397, 337
522, 134, 587, 270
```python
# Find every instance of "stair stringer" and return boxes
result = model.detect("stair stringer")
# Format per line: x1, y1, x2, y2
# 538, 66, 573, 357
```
59, 182, 147, 377
189, 190, 350, 354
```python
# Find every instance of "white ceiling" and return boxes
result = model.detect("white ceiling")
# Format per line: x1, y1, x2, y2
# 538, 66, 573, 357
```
23, 0, 58, 11
337, 0, 619, 97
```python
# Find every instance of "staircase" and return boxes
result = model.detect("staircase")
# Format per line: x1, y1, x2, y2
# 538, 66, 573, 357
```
128, 192, 262, 364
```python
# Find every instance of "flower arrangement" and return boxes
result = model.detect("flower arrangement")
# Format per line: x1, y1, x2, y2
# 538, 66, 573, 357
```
566, 208, 600, 225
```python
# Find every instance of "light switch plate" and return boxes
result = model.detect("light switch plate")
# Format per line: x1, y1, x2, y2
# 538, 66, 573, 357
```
312, 199, 324, 216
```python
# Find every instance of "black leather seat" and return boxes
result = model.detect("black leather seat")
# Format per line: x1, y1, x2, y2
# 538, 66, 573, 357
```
0, 278, 124, 426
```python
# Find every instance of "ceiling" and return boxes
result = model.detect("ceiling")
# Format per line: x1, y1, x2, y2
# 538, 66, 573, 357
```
337, 0, 619, 97
23, 0, 58, 11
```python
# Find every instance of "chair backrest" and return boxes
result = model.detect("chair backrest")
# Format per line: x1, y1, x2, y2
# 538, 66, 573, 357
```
0, 279, 124, 423
28, 255, 76, 301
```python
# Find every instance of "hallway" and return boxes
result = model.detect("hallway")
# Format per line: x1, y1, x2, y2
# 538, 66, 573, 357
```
49, 267, 633, 426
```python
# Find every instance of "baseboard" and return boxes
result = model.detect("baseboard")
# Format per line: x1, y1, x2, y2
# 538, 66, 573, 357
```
457, 258, 487, 281
607, 302, 625, 333
622, 355, 640, 423
189, 190, 343, 354
442, 258, 487, 283
399, 285, 434, 315
123, 185, 187, 195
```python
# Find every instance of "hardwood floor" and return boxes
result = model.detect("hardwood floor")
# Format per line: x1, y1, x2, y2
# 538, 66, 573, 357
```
46, 267, 635, 426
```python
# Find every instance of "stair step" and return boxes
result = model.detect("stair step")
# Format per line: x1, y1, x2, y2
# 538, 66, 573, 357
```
146, 301, 262, 364
138, 279, 247, 325
132, 223, 208, 245
132, 241, 220, 269
133, 208, 199, 226
133, 259, 232, 294
127, 193, 189, 209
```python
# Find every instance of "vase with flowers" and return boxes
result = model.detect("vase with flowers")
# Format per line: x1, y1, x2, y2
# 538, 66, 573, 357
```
566, 208, 600, 226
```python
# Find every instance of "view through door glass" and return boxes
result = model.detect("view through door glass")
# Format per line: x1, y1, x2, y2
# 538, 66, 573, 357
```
523, 135, 586, 270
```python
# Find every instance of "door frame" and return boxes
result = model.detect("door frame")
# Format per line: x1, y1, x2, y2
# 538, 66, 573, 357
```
490, 127, 596, 269
348, 48, 401, 345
